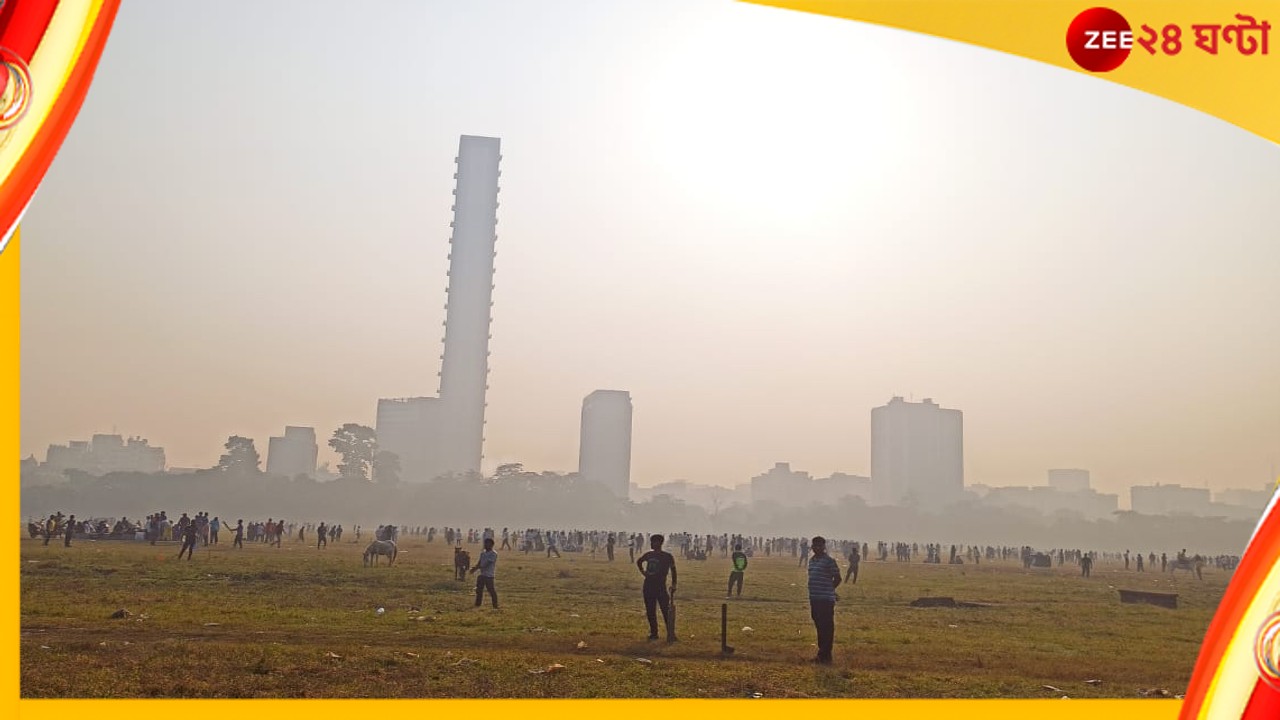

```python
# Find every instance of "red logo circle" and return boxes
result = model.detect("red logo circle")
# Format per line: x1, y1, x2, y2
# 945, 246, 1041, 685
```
1066, 7, 1133, 72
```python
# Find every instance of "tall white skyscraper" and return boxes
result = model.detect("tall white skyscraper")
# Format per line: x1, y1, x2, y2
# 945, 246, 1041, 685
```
870, 396, 963, 508
578, 390, 633, 498
377, 135, 501, 482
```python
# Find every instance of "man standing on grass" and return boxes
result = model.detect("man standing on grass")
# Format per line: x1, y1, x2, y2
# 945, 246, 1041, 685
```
231, 519, 244, 549
178, 518, 199, 560
469, 537, 499, 609
636, 534, 678, 642
807, 536, 841, 665
844, 543, 861, 584
63, 515, 76, 547
726, 543, 747, 598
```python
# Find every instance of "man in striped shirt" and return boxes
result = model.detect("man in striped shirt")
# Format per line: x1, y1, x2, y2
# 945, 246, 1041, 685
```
807, 536, 842, 664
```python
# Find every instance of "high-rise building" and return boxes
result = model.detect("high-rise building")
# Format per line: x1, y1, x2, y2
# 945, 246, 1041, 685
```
870, 396, 963, 507
377, 135, 501, 482
1047, 468, 1091, 492
578, 390, 633, 498
266, 426, 318, 478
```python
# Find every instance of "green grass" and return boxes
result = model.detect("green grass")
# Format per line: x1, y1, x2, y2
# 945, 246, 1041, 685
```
19, 537, 1225, 698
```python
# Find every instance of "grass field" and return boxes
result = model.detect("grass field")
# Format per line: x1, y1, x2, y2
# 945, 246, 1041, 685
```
19, 535, 1226, 698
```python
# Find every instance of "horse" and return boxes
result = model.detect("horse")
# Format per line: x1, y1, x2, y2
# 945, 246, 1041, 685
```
363, 540, 398, 567
1169, 555, 1205, 580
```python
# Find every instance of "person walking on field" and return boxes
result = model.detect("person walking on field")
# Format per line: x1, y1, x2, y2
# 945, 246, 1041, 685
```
178, 519, 199, 560
63, 515, 76, 547
726, 543, 748, 598
316, 522, 328, 549
469, 537, 499, 609
807, 536, 842, 664
844, 544, 861, 584
231, 519, 244, 549
1080, 553, 1093, 578
636, 534, 678, 642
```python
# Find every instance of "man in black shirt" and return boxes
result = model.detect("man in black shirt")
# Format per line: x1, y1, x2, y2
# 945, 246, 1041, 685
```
636, 534, 678, 642
178, 519, 199, 560
844, 544, 861, 584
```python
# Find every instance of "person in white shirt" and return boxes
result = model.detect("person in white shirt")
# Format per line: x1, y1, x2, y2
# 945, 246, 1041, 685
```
469, 538, 499, 609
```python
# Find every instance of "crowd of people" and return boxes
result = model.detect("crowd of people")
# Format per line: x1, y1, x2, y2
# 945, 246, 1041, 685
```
25, 511, 1240, 664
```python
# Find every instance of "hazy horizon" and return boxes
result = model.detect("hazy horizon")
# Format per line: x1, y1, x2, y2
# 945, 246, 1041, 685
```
20, 0, 1280, 497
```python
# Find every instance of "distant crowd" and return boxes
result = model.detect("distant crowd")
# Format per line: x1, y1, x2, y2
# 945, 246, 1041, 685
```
25, 511, 1240, 573
25, 509, 1247, 666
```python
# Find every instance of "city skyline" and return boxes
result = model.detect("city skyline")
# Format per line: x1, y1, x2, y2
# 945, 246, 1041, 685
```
19, 0, 1280, 497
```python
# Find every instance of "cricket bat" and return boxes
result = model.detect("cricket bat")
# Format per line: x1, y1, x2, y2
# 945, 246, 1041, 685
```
666, 585, 677, 639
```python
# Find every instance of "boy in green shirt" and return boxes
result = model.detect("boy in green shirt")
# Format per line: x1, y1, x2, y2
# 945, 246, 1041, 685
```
726, 543, 748, 598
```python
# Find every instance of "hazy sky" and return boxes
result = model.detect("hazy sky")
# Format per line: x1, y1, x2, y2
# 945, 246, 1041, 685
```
20, 0, 1280, 499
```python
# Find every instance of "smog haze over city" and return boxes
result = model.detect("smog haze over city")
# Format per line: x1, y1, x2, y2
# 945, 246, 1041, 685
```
19, 1, 1280, 538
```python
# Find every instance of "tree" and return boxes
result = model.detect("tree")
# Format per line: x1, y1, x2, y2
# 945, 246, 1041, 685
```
373, 450, 401, 485
328, 424, 377, 482
217, 436, 261, 475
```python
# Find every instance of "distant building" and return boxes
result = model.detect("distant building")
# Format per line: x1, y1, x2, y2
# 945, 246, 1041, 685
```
578, 390, 633, 498
1216, 485, 1275, 510
748, 464, 867, 507
636, 480, 745, 510
813, 472, 872, 502
44, 434, 165, 475
376, 135, 501, 482
376, 397, 445, 482
982, 485, 1118, 520
751, 462, 813, 506
266, 426, 318, 478
1130, 483, 1213, 516
1047, 468, 1091, 492
870, 397, 963, 508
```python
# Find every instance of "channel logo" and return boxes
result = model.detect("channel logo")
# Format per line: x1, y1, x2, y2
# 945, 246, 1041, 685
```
1066, 7, 1133, 72
1067, 6, 1273, 72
